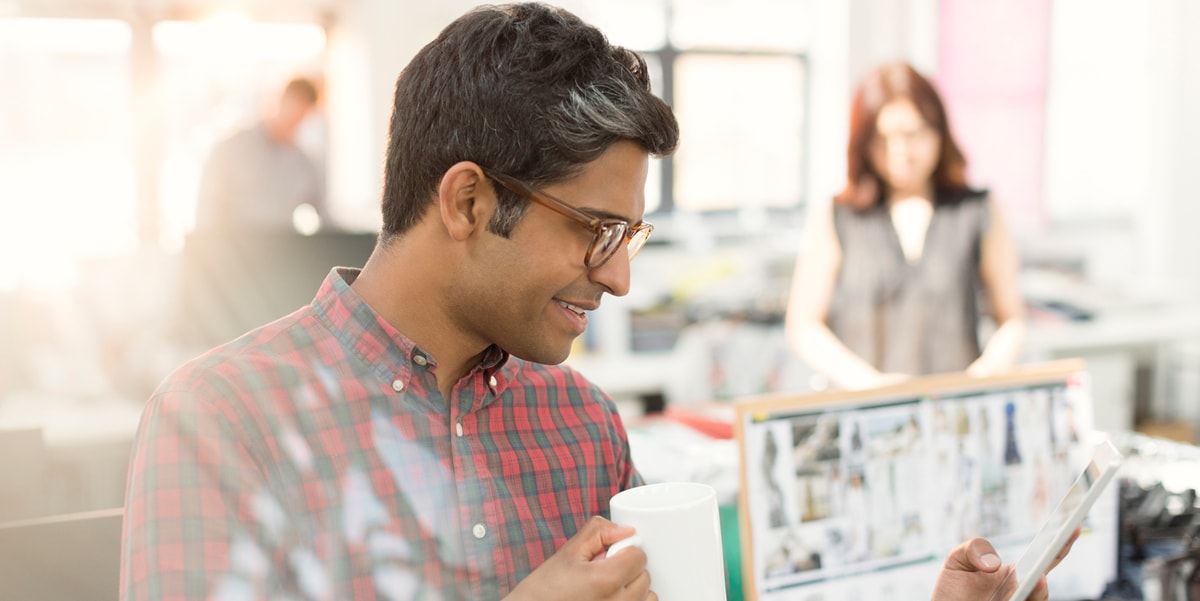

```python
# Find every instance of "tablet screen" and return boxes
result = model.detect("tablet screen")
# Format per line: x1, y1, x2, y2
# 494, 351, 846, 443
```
989, 439, 1123, 601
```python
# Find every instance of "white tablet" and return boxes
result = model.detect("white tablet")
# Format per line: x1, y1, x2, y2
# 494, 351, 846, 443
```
988, 439, 1124, 601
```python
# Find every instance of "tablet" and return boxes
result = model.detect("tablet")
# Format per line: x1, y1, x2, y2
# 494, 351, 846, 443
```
988, 439, 1124, 601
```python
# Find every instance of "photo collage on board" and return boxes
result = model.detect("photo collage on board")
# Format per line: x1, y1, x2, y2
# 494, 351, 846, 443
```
745, 382, 1088, 597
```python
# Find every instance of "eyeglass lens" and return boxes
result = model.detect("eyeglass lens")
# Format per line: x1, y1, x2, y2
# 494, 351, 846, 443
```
627, 227, 650, 259
589, 223, 628, 268
588, 224, 652, 268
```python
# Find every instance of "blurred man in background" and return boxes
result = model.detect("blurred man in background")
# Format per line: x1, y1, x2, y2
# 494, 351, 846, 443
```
195, 76, 325, 232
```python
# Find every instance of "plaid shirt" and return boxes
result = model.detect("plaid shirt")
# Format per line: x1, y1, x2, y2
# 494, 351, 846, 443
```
121, 268, 642, 601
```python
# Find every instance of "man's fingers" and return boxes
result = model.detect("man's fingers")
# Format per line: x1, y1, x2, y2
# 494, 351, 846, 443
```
621, 566, 653, 600
1047, 526, 1081, 570
600, 524, 639, 549
1024, 576, 1049, 601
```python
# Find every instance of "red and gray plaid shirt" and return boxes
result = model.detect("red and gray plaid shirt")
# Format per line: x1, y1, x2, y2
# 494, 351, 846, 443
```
121, 268, 642, 601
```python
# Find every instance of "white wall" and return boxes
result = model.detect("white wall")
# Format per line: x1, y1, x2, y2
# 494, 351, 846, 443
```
1161, 0, 1200, 298
846, 0, 938, 81
1043, 0, 1200, 298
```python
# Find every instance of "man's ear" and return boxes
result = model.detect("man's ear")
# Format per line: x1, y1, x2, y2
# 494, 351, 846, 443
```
437, 162, 493, 242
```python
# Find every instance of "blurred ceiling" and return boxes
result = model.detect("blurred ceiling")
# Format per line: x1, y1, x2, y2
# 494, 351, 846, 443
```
2, 0, 346, 22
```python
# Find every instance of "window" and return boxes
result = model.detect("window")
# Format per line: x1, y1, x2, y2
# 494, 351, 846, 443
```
583, 0, 810, 217
0, 18, 134, 289
673, 53, 806, 212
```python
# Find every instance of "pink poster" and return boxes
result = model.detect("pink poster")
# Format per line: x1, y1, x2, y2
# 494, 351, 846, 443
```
937, 0, 1050, 231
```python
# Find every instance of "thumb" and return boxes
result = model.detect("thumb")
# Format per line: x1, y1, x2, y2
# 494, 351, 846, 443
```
948, 538, 1003, 573
567, 516, 637, 560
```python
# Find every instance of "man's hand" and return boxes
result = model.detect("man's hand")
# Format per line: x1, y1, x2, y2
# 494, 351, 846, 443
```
505, 516, 656, 601
931, 529, 1080, 601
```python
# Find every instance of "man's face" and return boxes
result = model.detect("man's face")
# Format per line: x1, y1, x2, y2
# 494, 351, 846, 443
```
448, 141, 650, 365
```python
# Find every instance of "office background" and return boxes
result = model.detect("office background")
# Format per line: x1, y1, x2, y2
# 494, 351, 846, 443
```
2, 0, 1200, 570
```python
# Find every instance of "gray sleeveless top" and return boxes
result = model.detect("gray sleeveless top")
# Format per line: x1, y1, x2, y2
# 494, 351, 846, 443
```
827, 192, 990, 376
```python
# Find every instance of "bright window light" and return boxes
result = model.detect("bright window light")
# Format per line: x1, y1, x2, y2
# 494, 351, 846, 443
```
0, 18, 134, 290
153, 16, 325, 63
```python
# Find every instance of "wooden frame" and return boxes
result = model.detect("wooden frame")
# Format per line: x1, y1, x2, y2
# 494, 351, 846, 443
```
732, 358, 1089, 601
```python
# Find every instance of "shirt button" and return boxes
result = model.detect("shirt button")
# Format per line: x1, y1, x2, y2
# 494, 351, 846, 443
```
413, 354, 428, 366
455, 422, 464, 437
472, 522, 487, 539
391, 379, 405, 392
488, 375, 498, 388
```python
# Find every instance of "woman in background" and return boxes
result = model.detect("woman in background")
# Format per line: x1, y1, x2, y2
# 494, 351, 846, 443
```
785, 62, 1024, 390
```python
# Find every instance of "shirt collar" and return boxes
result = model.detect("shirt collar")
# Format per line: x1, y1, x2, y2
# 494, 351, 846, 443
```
311, 267, 511, 389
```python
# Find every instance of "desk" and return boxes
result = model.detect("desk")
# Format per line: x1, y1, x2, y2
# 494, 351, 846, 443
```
0, 394, 143, 518
0, 507, 124, 601
0, 394, 143, 447
569, 300, 1200, 436
1024, 302, 1200, 437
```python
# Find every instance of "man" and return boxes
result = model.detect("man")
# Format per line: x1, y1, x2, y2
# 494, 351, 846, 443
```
122, 4, 1072, 600
195, 76, 325, 231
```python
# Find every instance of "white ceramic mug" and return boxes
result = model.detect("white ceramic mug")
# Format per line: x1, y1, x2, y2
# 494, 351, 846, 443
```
606, 481, 727, 601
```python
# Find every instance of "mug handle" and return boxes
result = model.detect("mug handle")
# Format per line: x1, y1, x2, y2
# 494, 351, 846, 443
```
605, 533, 644, 558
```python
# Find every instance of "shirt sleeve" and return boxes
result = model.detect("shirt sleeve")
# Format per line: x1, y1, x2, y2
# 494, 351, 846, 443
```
587, 381, 644, 490
120, 379, 288, 601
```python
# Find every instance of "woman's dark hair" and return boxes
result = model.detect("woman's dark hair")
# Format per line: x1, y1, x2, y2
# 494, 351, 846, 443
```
837, 62, 973, 210
380, 2, 679, 241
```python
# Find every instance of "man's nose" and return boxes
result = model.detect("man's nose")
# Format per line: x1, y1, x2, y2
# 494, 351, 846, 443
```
588, 248, 631, 297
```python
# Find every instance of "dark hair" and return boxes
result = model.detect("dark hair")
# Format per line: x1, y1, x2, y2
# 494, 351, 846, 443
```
380, 2, 679, 241
282, 77, 319, 105
836, 62, 973, 210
